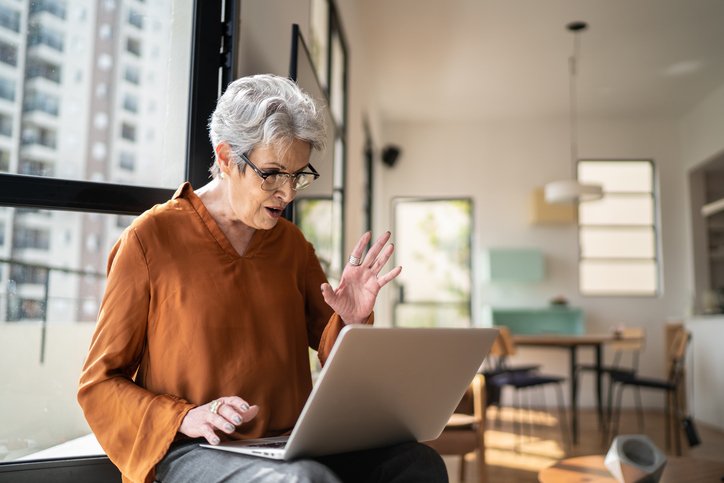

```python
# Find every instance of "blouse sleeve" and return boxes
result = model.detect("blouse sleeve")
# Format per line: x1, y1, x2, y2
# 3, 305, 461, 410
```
302, 241, 374, 366
77, 228, 195, 483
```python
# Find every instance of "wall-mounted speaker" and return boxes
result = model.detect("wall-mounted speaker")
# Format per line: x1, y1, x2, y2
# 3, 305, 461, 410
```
381, 145, 401, 167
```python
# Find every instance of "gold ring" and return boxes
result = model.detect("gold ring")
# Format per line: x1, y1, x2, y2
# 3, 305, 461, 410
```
209, 399, 221, 415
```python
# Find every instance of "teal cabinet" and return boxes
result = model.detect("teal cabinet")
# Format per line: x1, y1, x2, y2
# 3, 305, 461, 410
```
484, 248, 544, 282
491, 307, 584, 335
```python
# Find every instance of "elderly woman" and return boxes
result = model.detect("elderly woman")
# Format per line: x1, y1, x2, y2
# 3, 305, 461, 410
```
77, 74, 447, 483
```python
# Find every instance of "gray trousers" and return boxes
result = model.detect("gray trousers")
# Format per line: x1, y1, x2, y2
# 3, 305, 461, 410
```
155, 438, 448, 483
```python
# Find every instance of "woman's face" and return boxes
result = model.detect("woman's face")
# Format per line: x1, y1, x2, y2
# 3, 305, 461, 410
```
223, 138, 312, 230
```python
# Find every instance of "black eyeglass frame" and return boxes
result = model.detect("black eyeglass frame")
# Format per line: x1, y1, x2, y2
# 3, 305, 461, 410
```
238, 152, 320, 192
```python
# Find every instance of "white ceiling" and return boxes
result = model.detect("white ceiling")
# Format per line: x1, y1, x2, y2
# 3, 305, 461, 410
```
359, 0, 724, 123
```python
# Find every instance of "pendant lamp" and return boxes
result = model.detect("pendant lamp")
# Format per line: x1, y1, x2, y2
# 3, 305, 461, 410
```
544, 21, 603, 204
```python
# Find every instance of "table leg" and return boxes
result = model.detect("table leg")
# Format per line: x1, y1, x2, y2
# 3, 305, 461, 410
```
570, 346, 578, 445
595, 344, 604, 430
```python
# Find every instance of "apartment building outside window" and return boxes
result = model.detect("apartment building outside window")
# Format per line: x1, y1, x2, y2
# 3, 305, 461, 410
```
10, 263, 49, 285
22, 125, 57, 148
0, 113, 12, 136
119, 150, 135, 170
0, 77, 15, 101
128, 8, 143, 29
23, 90, 60, 116
122, 92, 138, 112
13, 226, 50, 250
0, 149, 9, 171
26, 58, 62, 83
0, 4, 20, 32
0, 2, 229, 476
29, 0, 67, 20
18, 159, 52, 176
577, 160, 659, 296
28, 24, 65, 51
124, 64, 140, 84
0, 40, 18, 66
120, 121, 135, 141
126, 36, 141, 56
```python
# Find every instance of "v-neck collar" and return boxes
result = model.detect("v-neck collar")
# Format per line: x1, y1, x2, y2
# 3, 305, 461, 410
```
173, 182, 269, 260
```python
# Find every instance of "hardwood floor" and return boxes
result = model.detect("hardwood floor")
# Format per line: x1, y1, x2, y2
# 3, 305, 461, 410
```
442, 407, 724, 483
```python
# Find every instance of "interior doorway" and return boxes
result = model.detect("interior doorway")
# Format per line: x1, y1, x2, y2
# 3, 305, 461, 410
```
392, 198, 473, 327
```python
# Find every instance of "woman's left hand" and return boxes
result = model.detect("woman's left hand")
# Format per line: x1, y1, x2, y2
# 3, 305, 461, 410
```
321, 231, 402, 325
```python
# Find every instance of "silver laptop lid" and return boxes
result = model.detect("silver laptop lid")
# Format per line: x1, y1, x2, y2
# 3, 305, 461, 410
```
285, 325, 498, 459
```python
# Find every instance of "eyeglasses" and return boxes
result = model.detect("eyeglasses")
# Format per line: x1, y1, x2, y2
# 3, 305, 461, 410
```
238, 152, 319, 192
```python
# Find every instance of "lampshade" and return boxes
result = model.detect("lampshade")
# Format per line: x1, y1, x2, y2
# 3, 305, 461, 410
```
545, 21, 603, 205
544, 179, 603, 204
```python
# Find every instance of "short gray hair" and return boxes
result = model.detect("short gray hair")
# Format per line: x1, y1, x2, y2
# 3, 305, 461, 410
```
207, 74, 327, 178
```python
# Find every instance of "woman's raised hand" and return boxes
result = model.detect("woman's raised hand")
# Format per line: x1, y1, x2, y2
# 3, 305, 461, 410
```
178, 396, 259, 445
320, 231, 402, 325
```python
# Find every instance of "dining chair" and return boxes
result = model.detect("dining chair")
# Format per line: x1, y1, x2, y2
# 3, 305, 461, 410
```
486, 327, 570, 451
480, 328, 540, 412
607, 327, 691, 456
574, 327, 646, 430
425, 373, 487, 483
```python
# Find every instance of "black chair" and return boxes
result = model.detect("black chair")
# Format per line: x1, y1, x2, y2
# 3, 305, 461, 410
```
574, 327, 646, 430
480, 326, 540, 409
607, 327, 691, 455
486, 327, 570, 451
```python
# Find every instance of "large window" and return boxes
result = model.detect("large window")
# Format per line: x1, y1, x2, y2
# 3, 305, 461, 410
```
0, 1, 233, 476
577, 160, 659, 296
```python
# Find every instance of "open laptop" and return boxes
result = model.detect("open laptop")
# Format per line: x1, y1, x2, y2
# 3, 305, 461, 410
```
201, 325, 498, 460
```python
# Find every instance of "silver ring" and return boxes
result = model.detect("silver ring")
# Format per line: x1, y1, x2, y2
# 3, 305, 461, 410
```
348, 255, 362, 266
209, 399, 221, 415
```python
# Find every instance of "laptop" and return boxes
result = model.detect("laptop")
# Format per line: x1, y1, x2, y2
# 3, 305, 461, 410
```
201, 325, 498, 460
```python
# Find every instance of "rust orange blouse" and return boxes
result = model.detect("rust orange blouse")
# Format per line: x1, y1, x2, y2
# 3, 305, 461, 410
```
77, 183, 366, 483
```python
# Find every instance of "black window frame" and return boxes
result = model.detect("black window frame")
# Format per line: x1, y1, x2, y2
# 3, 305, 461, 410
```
0, 0, 236, 479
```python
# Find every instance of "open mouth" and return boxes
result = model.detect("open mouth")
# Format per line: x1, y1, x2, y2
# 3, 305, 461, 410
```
265, 206, 284, 218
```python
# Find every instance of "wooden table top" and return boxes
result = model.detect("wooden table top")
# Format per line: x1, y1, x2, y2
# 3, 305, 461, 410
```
538, 455, 724, 483
514, 334, 636, 346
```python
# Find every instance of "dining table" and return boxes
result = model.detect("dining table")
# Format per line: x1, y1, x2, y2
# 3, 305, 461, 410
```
513, 333, 638, 445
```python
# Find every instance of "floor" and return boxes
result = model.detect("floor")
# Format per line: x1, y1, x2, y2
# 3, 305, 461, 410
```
442, 407, 724, 483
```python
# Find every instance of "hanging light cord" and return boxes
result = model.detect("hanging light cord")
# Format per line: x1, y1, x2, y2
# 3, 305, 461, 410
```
569, 28, 581, 178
